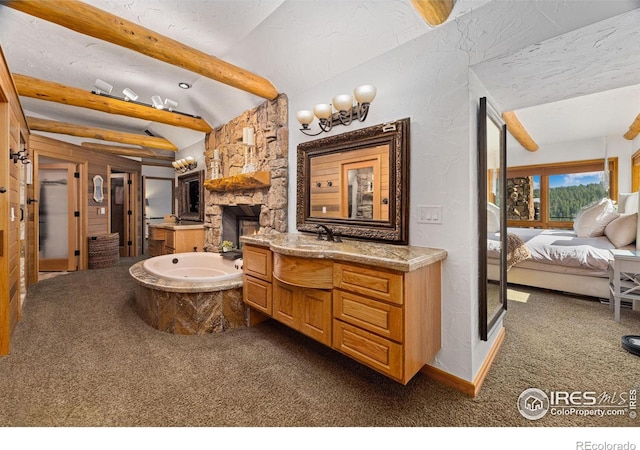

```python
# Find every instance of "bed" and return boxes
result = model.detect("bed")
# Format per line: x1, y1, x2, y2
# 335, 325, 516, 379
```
487, 191, 640, 300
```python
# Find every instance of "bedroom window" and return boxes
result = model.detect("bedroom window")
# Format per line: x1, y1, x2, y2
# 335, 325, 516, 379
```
506, 158, 618, 229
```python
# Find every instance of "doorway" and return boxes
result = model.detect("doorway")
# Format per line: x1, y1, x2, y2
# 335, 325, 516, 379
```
38, 162, 80, 272
110, 172, 134, 257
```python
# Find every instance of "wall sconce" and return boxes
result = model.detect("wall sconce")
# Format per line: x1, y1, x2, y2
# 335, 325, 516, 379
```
172, 156, 197, 173
296, 85, 377, 137
122, 88, 139, 101
9, 147, 29, 164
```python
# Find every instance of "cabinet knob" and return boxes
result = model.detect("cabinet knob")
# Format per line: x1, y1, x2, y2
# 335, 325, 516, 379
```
0, 187, 6, 193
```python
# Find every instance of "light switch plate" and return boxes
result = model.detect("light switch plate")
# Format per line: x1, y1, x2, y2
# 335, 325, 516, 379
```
416, 205, 442, 224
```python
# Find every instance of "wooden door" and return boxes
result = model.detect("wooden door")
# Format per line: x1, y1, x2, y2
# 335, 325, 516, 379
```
38, 163, 78, 272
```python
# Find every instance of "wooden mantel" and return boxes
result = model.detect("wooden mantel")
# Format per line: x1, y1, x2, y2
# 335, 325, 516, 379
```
204, 171, 271, 192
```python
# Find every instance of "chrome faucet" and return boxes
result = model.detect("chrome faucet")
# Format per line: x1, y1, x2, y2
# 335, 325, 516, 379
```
316, 224, 342, 242
169, 214, 182, 224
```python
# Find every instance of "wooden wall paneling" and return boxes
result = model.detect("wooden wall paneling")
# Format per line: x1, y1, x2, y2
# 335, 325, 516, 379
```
29, 134, 142, 270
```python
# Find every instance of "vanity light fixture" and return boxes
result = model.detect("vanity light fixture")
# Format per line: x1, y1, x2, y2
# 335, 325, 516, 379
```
172, 156, 197, 173
296, 85, 377, 137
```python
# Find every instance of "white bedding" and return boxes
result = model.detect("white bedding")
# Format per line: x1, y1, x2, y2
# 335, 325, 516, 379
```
488, 228, 616, 272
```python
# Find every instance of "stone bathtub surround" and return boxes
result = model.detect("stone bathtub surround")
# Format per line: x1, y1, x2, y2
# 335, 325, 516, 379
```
203, 94, 289, 251
129, 261, 247, 335
240, 233, 447, 272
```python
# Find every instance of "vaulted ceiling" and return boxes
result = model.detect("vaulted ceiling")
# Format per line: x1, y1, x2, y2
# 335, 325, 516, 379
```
0, 0, 638, 160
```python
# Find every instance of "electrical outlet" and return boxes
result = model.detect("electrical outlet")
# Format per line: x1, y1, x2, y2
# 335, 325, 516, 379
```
416, 205, 442, 224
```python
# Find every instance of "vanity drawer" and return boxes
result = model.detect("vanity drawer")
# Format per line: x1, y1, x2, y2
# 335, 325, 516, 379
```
243, 245, 272, 282
333, 262, 403, 305
243, 275, 272, 315
333, 289, 403, 342
149, 227, 166, 241
333, 320, 403, 381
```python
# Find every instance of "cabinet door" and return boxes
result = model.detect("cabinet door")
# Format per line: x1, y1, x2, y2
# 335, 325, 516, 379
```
299, 288, 332, 346
243, 245, 272, 281
243, 275, 272, 315
273, 278, 296, 328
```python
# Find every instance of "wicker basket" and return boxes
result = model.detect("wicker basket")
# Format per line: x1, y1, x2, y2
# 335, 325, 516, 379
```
88, 233, 120, 269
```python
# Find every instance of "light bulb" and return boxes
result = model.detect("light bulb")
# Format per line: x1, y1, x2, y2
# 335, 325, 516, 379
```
313, 103, 333, 120
296, 110, 314, 125
332, 94, 353, 112
354, 85, 377, 104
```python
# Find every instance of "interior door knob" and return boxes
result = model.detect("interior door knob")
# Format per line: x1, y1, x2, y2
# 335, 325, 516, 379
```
0, 187, 6, 193
27, 197, 38, 204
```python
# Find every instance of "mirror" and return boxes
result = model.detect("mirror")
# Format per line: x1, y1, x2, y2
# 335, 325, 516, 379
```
297, 118, 410, 243
177, 170, 204, 222
478, 97, 507, 341
93, 175, 104, 203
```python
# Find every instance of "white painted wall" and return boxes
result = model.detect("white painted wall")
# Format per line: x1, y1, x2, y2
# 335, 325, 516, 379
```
287, 3, 640, 382
508, 135, 635, 194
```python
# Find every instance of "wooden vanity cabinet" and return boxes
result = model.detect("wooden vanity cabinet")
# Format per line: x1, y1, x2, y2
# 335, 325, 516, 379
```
147, 225, 204, 256
241, 243, 443, 385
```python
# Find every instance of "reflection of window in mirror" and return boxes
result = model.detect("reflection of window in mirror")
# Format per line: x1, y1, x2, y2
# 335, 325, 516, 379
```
188, 180, 199, 213
93, 175, 104, 203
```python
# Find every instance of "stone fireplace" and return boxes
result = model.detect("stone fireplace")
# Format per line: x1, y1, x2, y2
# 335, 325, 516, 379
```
203, 94, 288, 251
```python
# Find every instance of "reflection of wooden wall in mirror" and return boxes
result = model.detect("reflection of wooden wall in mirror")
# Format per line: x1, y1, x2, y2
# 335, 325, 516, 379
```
297, 118, 410, 244
177, 170, 204, 222
309, 145, 389, 220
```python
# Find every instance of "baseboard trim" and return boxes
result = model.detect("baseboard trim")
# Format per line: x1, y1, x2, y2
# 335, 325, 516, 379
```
421, 326, 506, 397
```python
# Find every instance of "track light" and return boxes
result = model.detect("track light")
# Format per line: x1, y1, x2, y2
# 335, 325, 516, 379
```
164, 98, 178, 111
151, 95, 164, 109
122, 88, 138, 101
94, 78, 113, 94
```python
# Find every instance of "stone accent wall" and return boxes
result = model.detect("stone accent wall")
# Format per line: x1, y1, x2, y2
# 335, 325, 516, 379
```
203, 94, 288, 251
506, 176, 536, 220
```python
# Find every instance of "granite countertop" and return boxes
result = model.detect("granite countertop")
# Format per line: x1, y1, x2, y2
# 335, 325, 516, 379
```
240, 233, 447, 272
148, 222, 205, 230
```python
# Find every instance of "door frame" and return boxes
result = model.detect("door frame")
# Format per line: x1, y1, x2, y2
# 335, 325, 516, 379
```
108, 165, 141, 257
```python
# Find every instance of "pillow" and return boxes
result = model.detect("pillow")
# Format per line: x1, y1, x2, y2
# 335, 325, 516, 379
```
573, 198, 619, 238
487, 202, 500, 233
605, 213, 637, 248
618, 192, 639, 214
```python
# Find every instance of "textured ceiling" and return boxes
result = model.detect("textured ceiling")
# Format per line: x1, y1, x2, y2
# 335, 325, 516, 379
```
0, 0, 638, 151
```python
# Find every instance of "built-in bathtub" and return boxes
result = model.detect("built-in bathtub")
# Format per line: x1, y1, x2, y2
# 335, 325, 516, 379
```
129, 252, 247, 335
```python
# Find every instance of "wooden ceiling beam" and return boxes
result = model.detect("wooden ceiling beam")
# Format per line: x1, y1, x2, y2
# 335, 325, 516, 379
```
502, 111, 539, 152
623, 113, 640, 140
27, 116, 178, 151
14, 74, 212, 133
410, 0, 454, 26
5, 0, 278, 100
80, 142, 174, 161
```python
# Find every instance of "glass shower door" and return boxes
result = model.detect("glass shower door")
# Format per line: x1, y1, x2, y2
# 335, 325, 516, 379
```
38, 163, 78, 272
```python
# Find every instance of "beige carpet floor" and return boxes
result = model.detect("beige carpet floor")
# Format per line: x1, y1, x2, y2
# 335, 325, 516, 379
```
1, 257, 639, 429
